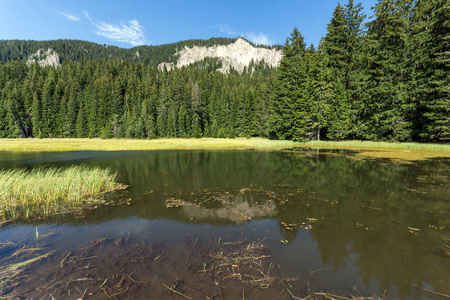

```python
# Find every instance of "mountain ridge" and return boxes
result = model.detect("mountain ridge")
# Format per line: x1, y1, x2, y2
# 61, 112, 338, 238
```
0, 38, 282, 68
159, 38, 282, 74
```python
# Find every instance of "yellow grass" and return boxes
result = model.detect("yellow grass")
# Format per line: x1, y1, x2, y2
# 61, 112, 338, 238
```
0, 138, 299, 151
0, 138, 448, 161
0, 166, 120, 221
303, 141, 450, 161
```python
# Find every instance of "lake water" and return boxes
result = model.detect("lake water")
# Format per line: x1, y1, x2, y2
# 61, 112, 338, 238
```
0, 149, 449, 299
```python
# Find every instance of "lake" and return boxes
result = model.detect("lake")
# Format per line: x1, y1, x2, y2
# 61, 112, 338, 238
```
0, 149, 449, 299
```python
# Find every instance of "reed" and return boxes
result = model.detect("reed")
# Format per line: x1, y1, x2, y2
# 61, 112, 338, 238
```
0, 166, 119, 221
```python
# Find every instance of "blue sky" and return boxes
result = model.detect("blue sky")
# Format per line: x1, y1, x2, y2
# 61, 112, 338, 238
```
0, 0, 377, 48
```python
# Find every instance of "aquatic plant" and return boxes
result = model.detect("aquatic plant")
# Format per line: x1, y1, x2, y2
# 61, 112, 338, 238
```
0, 166, 121, 221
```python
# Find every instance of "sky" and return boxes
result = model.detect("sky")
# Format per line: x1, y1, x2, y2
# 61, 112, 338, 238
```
0, 0, 377, 48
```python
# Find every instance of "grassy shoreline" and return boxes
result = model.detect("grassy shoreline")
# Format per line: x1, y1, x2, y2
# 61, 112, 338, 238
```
0, 137, 298, 151
0, 166, 124, 221
0, 138, 448, 160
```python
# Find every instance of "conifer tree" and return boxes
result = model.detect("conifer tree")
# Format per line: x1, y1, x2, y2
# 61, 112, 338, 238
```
412, 0, 450, 141
270, 27, 307, 140
364, 0, 415, 141
0, 88, 6, 138
309, 42, 333, 140
31, 92, 41, 137
323, 0, 366, 139
75, 103, 85, 138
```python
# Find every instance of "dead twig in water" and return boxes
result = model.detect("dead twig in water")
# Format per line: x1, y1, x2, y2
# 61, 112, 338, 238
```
154, 250, 165, 260
102, 287, 129, 298
163, 283, 192, 299
310, 267, 328, 275
406, 281, 450, 298
314, 292, 353, 300
151, 273, 158, 285
126, 274, 152, 284
60, 252, 71, 268
0, 251, 54, 283
281, 280, 300, 299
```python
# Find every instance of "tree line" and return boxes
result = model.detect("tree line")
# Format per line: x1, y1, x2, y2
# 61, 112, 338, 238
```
0, 59, 274, 139
0, 0, 448, 141
271, 0, 448, 141
0, 37, 281, 66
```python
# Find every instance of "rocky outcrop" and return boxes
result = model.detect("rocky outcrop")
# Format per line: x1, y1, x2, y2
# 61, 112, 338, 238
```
157, 62, 174, 71
27, 48, 61, 69
158, 38, 282, 74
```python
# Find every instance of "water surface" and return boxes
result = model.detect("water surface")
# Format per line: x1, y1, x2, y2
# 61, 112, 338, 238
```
0, 149, 448, 299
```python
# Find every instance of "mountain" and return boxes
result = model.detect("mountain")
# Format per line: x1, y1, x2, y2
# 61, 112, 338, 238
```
26, 48, 62, 69
159, 38, 282, 74
0, 38, 282, 71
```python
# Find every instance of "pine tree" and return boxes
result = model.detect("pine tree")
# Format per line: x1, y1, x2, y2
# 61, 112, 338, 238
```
253, 75, 274, 137
31, 92, 41, 137
3, 83, 25, 137
323, 3, 347, 82
20, 81, 34, 137
270, 27, 307, 140
75, 103, 85, 138
65, 91, 78, 137
40, 70, 56, 137
0, 88, 6, 137
364, 0, 415, 141
412, 0, 450, 141
242, 89, 256, 137
193, 118, 202, 138
323, 0, 367, 139
190, 80, 203, 137
309, 42, 333, 140
157, 84, 170, 137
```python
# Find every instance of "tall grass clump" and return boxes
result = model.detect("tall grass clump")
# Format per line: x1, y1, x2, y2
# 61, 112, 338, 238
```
0, 166, 119, 221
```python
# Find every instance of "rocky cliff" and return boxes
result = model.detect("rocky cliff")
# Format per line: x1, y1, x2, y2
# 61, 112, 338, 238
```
158, 38, 282, 73
27, 48, 61, 69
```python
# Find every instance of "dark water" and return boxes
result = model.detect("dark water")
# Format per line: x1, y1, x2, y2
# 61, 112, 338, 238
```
0, 149, 449, 299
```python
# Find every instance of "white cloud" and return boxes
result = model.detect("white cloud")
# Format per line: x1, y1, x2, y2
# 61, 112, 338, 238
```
93, 20, 146, 46
56, 10, 80, 21
218, 24, 237, 35
245, 32, 275, 46
83, 10, 92, 22
84, 11, 146, 46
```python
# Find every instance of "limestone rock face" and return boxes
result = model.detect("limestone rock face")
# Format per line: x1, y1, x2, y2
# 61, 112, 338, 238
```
158, 38, 282, 74
27, 48, 61, 69
157, 62, 174, 71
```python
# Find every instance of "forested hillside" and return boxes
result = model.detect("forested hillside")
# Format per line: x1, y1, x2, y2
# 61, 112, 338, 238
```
0, 59, 273, 139
0, 38, 281, 66
0, 0, 448, 141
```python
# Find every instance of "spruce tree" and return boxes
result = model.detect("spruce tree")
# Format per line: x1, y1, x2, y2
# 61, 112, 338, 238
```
364, 0, 415, 141
310, 42, 333, 140
270, 27, 307, 140
412, 0, 450, 141
75, 103, 85, 138
323, 0, 366, 139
